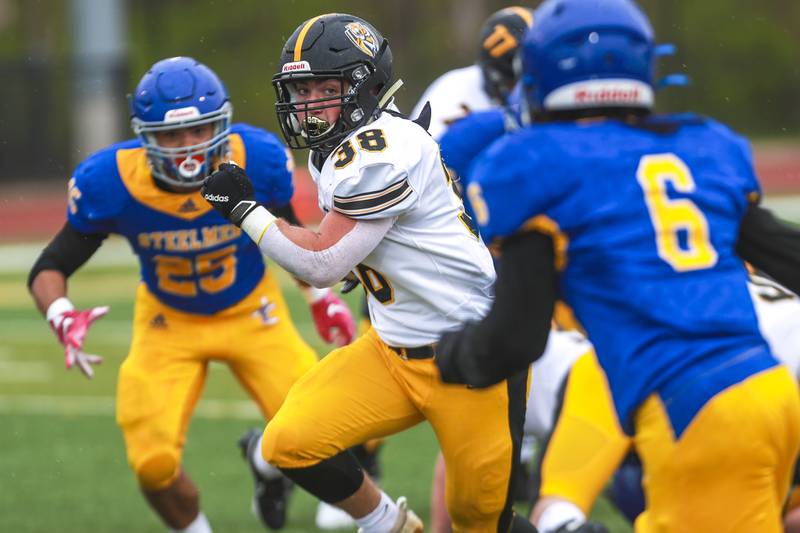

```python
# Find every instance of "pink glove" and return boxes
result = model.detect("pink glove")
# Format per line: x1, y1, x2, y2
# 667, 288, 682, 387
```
47, 298, 109, 379
309, 289, 356, 347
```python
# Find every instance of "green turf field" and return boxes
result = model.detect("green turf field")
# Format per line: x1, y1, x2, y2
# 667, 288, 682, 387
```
0, 260, 632, 532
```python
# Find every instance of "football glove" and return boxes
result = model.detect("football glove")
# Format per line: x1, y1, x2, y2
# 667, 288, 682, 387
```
308, 288, 356, 346
47, 298, 108, 379
202, 162, 261, 226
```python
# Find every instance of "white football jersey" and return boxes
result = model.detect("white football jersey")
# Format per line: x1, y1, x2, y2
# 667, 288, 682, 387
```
524, 330, 594, 438
748, 274, 800, 378
308, 112, 496, 347
411, 64, 494, 141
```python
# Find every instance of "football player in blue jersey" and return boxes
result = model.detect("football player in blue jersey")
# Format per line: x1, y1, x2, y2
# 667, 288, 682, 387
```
435, 1, 800, 531
27, 57, 357, 532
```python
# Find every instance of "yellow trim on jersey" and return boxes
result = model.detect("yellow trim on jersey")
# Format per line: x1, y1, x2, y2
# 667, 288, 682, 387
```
522, 215, 569, 270
117, 133, 246, 221
508, 6, 534, 27
294, 15, 326, 61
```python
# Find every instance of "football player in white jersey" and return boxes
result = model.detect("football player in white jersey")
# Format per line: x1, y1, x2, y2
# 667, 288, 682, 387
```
411, 6, 534, 141
203, 13, 538, 533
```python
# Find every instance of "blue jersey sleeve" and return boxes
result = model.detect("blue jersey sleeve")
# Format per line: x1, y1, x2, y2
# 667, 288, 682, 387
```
235, 124, 295, 208
471, 130, 565, 243
439, 110, 506, 180
66, 144, 132, 235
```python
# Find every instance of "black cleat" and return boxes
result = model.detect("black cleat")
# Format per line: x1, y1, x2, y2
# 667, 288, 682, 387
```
238, 428, 294, 530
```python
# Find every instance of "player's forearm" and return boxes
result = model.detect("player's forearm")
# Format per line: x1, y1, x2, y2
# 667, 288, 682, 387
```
241, 206, 392, 288
29, 270, 67, 316
437, 231, 557, 387
28, 222, 106, 314
737, 204, 800, 295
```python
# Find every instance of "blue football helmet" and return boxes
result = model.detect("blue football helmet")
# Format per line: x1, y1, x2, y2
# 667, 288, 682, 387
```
130, 57, 232, 189
519, 0, 656, 120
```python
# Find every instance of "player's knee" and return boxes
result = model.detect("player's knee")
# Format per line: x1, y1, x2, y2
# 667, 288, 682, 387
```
447, 481, 505, 529
134, 449, 180, 491
262, 419, 304, 468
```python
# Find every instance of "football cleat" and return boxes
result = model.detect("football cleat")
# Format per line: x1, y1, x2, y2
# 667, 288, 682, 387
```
238, 428, 294, 530
358, 496, 423, 533
553, 519, 609, 533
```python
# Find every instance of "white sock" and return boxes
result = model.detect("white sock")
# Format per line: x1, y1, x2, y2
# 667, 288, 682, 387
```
252, 433, 283, 480
170, 511, 212, 533
354, 491, 399, 533
536, 500, 585, 533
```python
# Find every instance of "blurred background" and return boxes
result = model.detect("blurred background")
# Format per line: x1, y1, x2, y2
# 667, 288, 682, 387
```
0, 1, 798, 531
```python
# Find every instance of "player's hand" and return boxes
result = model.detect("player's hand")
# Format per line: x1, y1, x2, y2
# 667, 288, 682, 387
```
48, 305, 109, 379
310, 289, 356, 346
202, 162, 260, 226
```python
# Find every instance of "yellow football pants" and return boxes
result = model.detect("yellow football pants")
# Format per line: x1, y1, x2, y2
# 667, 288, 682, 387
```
116, 270, 318, 490
538, 351, 632, 513
263, 327, 527, 532
634, 365, 800, 533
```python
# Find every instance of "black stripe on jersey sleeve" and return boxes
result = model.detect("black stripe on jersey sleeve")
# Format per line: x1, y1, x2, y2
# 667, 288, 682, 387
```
332, 178, 412, 217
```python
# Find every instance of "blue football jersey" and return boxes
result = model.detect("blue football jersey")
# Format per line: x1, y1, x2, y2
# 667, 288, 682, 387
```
67, 123, 294, 315
471, 114, 776, 434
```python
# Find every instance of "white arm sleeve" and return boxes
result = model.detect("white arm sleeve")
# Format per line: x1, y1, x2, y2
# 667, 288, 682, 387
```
256, 215, 394, 288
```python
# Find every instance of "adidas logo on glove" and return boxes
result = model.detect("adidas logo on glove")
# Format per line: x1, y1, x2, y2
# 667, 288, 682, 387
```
204, 194, 230, 202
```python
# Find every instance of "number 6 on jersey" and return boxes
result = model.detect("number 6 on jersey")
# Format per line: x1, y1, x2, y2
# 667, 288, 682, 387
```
636, 153, 718, 272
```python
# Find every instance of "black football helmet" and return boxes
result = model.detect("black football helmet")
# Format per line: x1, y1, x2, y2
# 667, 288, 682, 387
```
477, 6, 535, 103
273, 13, 393, 153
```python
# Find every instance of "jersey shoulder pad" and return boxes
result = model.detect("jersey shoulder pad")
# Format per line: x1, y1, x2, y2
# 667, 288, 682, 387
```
67, 140, 135, 232
472, 128, 559, 242
329, 118, 421, 219
439, 109, 506, 179
330, 115, 425, 179
233, 123, 294, 207
695, 116, 760, 200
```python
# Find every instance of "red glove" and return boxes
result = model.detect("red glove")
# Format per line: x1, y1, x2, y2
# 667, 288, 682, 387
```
47, 298, 109, 379
309, 289, 356, 346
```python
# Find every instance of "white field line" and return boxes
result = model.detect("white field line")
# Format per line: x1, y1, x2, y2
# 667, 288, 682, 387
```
0, 236, 135, 273
0, 394, 262, 420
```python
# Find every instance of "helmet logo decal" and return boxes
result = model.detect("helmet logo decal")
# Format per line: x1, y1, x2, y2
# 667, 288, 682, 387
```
344, 22, 379, 58
164, 106, 201, 122
282, 60, 311, 73
483, 24, 518, 58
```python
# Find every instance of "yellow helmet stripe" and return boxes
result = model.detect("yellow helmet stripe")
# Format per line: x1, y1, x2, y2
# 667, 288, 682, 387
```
508, 6, 534, 28
294, 13, 338, 61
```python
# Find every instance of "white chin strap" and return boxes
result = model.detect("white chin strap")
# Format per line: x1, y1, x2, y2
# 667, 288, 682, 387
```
543, 79, 654, 111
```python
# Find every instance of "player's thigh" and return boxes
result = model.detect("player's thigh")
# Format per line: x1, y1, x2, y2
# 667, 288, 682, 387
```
537, 352, 631, 514
225, 278, 319, 420
116, 298, 209, 486
425, 368, 528, 532
634, 365, 800, 533
263, 329, 424, 468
